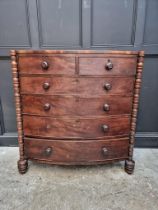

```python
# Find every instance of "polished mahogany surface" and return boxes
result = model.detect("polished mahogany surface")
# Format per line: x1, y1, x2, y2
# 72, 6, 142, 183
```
11, 50, 144, 174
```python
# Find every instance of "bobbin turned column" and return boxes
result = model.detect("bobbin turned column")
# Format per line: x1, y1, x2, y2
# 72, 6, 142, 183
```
125, 51, 144, 174
11, 50, 28, 174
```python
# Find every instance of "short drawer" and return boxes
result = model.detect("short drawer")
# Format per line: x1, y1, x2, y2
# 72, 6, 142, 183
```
23, 115, 131, 139
18, 55, 75, 75
24, 138, 129, 163
22, 95, 133, 116
20, 76, 135, 96
79, 57, 137, 76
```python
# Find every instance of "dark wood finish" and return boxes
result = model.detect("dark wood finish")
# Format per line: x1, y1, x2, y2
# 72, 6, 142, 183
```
17, 159, 28, 175
125, 160, 135, 175
23, 115, 131, 139
20, 76, 135, 96
11, 50, 144, 174
24, 138, 129, 163
21, 95, 133, 116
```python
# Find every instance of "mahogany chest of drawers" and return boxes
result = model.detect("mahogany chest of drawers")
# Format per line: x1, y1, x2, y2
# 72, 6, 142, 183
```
11, 50, 144, 174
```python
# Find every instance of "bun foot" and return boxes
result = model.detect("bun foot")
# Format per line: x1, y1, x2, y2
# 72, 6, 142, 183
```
18, 159, 28, 174
125, 160, 135, 174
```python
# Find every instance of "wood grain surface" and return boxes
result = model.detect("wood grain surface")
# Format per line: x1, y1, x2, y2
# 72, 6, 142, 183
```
79, 57, 136, 75
20, 76, 135, 96
24, 138, 129, 163
21, 95, 133, 116
18, 55, 75, 75
11, 50, 143, 173
23, 115, 131, 139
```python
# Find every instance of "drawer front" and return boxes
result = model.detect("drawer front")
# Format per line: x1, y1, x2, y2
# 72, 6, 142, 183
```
22, 95, 133, 116
24, 138, 129, 163
23, 115, 131, 139
79, 57, 137, 75
20, 76, 135, 96
18, 55, 75, 75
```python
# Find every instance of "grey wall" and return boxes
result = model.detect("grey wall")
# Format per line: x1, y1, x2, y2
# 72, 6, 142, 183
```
0, 0, 158, 147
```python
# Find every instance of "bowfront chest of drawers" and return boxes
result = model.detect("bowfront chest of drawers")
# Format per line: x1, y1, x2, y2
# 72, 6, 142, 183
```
11, 50, 144, 174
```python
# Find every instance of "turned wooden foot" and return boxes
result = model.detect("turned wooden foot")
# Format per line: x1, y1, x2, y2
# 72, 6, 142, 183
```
125, 160, 135, 174
18, 159, 28, 174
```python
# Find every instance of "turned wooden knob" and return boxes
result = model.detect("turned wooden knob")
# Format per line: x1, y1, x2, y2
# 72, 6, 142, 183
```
44, 103, 51, 111
43, 82, 50, 90
41, 61, 49, 70
44, 147, 52, 156
102, 147, 108, 156
102, 124, 109, 132
103, 104, 110, 111
104, 83, 112, 91
105, 59, 113, 70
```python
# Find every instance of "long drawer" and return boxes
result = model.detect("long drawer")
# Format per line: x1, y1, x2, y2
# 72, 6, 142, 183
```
20, 76, 135, 96
23, 115, 131, 139
18, 55, 75, 75
24, 138, 129, 163
21, 95, 133, 116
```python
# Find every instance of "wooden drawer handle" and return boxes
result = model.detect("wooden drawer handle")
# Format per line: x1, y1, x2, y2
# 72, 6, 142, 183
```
44, 147, 53, 156
43, 103, 51, 111
104, 83, 112, 91
103, 104, 110, 112
41, 61, 49, 70
43, 82, 50, 90
102, 147, 108, 156
105, 59, 113, 70
102, 124, 109, 133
